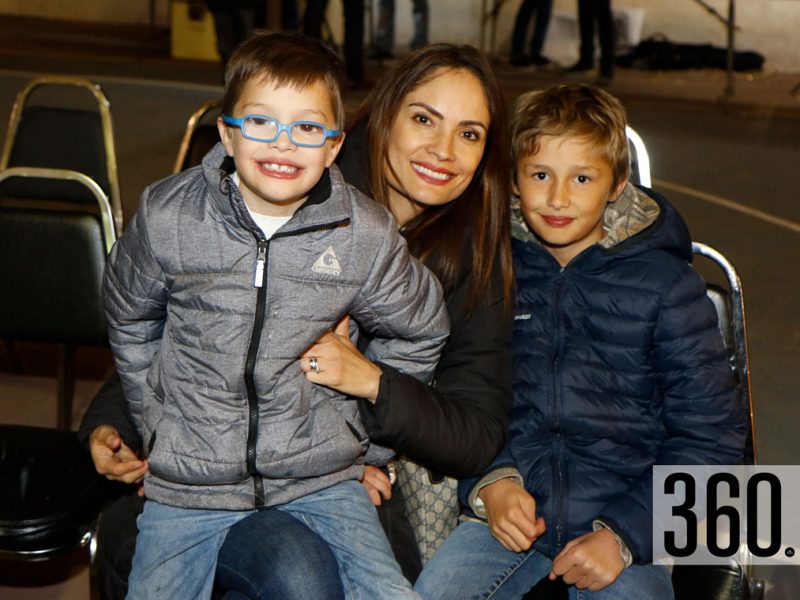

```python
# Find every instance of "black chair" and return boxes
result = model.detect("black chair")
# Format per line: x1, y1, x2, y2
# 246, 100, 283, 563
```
173, 97, 222, 174
0, 75, 120, 430
0, 75, 117, 593
676, 242, 764, 600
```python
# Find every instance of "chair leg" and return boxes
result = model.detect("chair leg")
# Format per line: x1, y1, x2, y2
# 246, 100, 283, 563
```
57, 343, 75, 430
750, 578, 766, 600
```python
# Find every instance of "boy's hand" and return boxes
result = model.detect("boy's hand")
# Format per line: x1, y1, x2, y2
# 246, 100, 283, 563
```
301, 316, 383, 403
361, 465, 392, 505
89, 425, 148, 484
549, 528, 625, 591
480, 478, 546, 552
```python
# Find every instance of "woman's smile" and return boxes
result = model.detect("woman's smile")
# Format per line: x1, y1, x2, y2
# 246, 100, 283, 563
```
411, 161, 455, 184
385, 68, 489, 223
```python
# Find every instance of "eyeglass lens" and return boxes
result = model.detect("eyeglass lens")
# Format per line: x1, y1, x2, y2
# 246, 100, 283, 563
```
243, 117, 326, 145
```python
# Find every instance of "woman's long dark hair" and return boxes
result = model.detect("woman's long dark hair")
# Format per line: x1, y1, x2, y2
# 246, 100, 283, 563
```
348, 44, 513, 313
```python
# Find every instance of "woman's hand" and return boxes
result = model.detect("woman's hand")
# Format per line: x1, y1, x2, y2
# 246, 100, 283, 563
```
300, 316, 383, 403
479, 478, 546, 552
89, 424, 148, 486
361, 465, 392, 505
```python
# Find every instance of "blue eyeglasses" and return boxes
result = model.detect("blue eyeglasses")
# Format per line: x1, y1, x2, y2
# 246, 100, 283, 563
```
222, 114, 342, 148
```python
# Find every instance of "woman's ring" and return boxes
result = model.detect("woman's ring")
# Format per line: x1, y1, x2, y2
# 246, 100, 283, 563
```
309, 356, 321, 374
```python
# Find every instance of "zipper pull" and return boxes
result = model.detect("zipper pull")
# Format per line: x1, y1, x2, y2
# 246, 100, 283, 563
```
253, 241, 267, 288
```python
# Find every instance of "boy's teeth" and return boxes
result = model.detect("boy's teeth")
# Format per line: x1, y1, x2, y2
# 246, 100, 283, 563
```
412, 163, 451, 180
263, 162, 297, 173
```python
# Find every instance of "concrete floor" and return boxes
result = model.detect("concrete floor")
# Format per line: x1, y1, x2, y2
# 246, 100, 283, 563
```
0, 18, 798, 599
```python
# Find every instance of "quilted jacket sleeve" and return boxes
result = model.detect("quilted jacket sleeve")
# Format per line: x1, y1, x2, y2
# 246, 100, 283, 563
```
350, 222, 450, 387
103, 186, 169, 434
359, 261, 511, 479
597, 266, 747, 563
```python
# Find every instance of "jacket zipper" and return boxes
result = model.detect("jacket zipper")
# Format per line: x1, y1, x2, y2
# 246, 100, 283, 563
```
551, 266, 567, 551
242, 217, 351, 508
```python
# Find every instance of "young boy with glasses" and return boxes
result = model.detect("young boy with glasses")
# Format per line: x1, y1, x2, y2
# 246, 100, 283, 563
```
104, 31, 446, 599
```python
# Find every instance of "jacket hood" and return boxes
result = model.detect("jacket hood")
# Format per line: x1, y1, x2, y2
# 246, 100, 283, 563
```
511, 182, 693, 264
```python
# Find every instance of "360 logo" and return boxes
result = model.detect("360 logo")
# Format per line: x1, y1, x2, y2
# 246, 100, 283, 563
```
653, 466, 800, 566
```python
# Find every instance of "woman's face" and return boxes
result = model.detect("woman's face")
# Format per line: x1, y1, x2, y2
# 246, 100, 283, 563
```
384, 68, 490, 225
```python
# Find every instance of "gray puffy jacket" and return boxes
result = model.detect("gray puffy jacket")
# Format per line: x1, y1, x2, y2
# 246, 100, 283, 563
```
104, 144, 449, 510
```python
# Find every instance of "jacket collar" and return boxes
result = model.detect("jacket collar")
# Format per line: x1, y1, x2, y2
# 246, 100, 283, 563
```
511, 182, 660, 250
202, 142, 352, 234
598, 183, 660, 249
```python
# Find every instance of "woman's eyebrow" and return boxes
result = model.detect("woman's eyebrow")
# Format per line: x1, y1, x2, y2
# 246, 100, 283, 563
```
407, 102, 487, 130
408, 102, 443, 119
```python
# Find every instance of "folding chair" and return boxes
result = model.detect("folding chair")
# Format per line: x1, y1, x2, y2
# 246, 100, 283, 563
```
0, 75, 119, 430
0, 75, 122, 235
673, 242, 764, 600
0, 75, 116, 594
173, 97, 222, 174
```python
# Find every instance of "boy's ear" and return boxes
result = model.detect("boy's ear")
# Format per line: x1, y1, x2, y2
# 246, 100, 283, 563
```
324, 131, 346, 168
217, 117, 234, 156
607, 178, 627, 203
511, 165, 521, 196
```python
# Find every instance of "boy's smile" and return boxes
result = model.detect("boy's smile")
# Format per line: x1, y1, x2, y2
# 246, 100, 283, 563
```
515, 134, 626, 266
218, 78, 343, 217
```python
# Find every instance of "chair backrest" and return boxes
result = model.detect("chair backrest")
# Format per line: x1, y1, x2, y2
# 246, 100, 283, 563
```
692, 242, 756, 466
0, 75, 122, 236
626, 125, 651, 187
0, 200, 109, 346
174, 97, 222, 174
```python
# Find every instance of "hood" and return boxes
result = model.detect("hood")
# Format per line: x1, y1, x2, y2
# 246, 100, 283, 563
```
511, 182, 693, 263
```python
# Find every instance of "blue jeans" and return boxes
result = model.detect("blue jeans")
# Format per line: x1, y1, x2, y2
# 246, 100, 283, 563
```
414, 521, 674, 600
128, 480, 419, 600
217, 508, 343, 599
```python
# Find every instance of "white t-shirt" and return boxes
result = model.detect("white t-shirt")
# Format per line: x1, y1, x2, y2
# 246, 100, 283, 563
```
231, 172, 292, 239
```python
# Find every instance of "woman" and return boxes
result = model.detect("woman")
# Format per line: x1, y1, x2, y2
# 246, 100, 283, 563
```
80, 43, 513, 598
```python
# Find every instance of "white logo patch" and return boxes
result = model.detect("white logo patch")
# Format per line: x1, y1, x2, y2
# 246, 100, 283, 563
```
312, 245, 342, 276
514, 313, 532, 320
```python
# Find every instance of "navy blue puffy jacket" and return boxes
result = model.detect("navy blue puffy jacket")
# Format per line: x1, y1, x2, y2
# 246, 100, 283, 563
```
463, 186, 746, 564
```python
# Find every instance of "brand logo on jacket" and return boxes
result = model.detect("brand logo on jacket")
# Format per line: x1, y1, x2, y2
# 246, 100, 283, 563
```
312, 246, 342, 276
515, 313, 532, 320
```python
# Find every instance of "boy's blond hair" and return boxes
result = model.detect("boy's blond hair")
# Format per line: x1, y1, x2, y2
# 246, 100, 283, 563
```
222, 31, 346, 129
511, 84, 630, 189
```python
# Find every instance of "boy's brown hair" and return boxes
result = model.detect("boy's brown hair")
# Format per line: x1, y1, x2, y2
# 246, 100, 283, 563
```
222, 31, 346, 128
511, 84, 630, 189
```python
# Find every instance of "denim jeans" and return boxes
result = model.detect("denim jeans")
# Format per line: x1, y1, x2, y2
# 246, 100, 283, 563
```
128, 480, 420, 600
217, 508, 343, 599
414, 521, 674, 600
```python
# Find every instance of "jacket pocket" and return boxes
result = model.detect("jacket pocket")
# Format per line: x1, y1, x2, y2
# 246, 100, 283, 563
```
146, 388, 250, 485
256, 389, 367, 479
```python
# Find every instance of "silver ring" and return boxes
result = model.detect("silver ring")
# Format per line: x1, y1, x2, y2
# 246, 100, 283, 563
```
309, 356, 320, 374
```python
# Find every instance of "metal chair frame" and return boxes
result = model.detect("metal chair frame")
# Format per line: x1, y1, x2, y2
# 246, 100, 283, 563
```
0, 76, 119, 430
0, 75, 123, 236
173, 97, 222, 174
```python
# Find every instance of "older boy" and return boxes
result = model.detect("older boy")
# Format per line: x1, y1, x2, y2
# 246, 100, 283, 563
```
414, 84, 746, 599
105, 32, 445, 599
